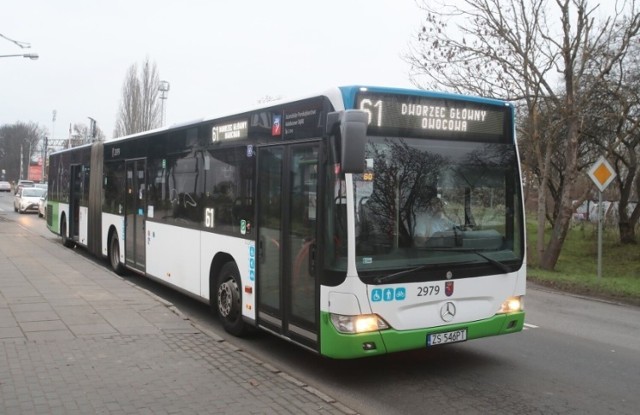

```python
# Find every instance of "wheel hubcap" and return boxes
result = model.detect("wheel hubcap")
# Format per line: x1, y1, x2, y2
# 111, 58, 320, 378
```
218, 279, 238, 318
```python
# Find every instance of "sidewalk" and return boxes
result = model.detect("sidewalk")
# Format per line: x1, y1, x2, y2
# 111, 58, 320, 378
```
0, 218, 356, 415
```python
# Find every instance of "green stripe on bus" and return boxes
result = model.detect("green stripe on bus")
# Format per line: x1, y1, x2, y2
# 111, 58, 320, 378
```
320, 311, 525, 359
47, 201, 60, 234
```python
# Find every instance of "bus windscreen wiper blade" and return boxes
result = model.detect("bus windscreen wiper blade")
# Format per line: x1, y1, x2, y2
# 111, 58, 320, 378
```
470, 250, 511, 273
425, 248, 511, 274
374, 264, 433, 284
373, 260, 476, 284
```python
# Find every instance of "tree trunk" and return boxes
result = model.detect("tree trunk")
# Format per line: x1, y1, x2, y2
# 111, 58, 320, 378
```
540, 200, 573, 270
616, 150, 639, 244
536, 180, 547, 265
534, 109, 552, 266
619, 221, 637, 244
540, 109, 580, 270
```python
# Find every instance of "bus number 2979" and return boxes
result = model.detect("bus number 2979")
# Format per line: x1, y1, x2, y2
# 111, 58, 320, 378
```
417, 285, 440, 296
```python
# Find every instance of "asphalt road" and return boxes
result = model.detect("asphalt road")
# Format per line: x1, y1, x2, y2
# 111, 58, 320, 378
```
1, 191, 639, 414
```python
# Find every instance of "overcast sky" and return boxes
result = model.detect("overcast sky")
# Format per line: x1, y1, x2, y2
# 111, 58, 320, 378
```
1, 0, 423, 143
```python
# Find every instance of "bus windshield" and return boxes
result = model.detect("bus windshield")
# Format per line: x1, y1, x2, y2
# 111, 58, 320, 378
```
345, 135, 524, 277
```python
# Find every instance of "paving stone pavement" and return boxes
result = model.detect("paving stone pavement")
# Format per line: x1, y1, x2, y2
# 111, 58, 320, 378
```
0, 218, 357, 415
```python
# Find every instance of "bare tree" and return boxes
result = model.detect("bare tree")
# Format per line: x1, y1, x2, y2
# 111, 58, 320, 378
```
114, 58, 162, 137
0, 122, 45, 181
585, 43, 640, 243
70, 123, 106, 146
406, 0, 640, 270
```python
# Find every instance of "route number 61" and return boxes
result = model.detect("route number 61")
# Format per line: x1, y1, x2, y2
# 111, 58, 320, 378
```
205, 208, 215, 228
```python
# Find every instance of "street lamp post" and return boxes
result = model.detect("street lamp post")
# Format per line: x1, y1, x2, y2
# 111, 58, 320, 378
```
88, 117, 97, 142
0, 53, 39, 60
1, 33, 38, 61
159, 81, 170, 126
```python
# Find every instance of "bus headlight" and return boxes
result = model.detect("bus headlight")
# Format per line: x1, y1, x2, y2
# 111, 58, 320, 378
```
498, 296, 523, 313
330, 313, 390, 334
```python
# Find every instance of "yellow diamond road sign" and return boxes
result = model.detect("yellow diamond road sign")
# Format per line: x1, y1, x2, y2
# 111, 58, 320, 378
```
587, 156, 616, 192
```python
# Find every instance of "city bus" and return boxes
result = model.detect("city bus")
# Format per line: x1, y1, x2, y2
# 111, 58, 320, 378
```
46, 86, 526, 359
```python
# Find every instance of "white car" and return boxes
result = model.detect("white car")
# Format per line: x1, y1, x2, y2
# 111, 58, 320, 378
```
38, 191, 48, 218
14, 187, 46, 214
0, 181, 11, 192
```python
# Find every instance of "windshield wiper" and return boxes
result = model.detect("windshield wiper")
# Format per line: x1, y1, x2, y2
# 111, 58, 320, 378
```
373, 264, 433, 284
425, 248, 512, 274
373, 260, 477, 284
372, 250, 511, 285
471, 250, 512, 273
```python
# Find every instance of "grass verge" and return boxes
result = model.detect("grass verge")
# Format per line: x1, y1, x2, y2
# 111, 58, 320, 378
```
526, 219, 640, 307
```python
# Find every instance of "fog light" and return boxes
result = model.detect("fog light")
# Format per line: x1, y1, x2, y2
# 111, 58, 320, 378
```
330, 313, 390, 334
498, 296, 523, 313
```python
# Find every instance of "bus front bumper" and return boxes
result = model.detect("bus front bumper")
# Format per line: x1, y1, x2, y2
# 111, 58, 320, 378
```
319, 311, 525, 359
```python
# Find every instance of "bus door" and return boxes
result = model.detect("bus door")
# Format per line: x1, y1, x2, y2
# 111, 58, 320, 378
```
257, 143, 320, 349
124, 159, 147, 272
68, 164, 83, 241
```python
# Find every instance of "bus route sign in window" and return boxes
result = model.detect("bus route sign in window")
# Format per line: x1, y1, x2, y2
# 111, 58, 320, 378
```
356, 92, 508, 142
212, 119, 249, 142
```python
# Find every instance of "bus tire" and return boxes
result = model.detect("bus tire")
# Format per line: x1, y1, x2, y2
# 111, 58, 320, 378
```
216, 262, 248, 336
109, 233, 125, 275
61, 217, 75, 248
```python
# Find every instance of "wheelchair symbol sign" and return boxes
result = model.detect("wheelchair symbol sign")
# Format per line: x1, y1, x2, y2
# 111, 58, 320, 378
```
371, 287, 406, 302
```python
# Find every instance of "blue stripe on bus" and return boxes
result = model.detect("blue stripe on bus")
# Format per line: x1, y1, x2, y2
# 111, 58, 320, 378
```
338, 85, 513, 110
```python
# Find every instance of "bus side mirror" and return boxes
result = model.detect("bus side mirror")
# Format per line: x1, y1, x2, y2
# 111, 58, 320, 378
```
326, 110, 368, 174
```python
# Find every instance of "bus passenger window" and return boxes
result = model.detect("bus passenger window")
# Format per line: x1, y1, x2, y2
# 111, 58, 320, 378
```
205, 147, 255, 235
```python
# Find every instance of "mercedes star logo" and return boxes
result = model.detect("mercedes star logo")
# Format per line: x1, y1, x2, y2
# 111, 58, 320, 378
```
440, 302, 456, 322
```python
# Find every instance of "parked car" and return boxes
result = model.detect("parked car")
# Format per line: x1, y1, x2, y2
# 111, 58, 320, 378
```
38, 191, 48, 218
35, 182, 48, 190
0, 181, 11, 192
14, 187, 46, 214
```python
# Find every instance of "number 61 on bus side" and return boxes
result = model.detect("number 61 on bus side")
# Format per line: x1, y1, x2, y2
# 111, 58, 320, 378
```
204, 208, 214, 228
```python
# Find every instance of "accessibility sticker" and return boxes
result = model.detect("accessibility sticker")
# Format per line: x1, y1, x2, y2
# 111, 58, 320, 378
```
371, 287, 406, 302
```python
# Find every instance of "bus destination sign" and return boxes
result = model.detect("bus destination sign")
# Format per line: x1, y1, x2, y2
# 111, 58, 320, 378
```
212, 119, 248, 142
356, 92, 507, 141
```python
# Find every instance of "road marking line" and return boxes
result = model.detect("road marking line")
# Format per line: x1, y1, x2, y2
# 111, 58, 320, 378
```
523, 323, 539, 330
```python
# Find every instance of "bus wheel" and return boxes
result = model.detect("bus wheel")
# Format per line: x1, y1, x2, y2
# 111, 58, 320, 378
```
61, 218, 75, 248
109, 233, 125, 275
216, 262, 247, 336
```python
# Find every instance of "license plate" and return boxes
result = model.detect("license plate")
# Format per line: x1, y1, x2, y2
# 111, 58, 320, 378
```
427, 329, 467, 346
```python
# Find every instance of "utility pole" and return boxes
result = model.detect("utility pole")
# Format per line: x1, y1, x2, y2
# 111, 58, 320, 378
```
42, 136, 48, 182
52, 110, 56, 143
46, 110, 55, 182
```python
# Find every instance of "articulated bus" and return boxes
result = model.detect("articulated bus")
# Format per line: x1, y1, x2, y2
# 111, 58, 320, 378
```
47, 86, 525, 359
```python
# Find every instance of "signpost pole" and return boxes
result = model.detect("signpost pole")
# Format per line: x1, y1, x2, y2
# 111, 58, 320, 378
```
587, 156, 616, 280
597, 191, 603, 279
